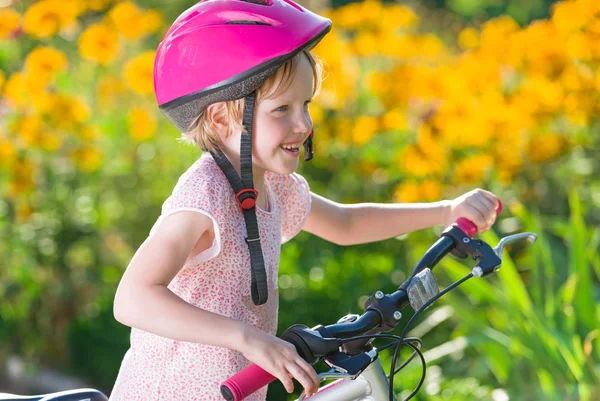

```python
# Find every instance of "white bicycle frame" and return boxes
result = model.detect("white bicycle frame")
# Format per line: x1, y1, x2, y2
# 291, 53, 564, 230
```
295, 359, 396, 401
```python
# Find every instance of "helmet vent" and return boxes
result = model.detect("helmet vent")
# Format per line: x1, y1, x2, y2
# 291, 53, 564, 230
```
282, 0, 304, 12
226, 20, 272, 25
239, 0, 272, 5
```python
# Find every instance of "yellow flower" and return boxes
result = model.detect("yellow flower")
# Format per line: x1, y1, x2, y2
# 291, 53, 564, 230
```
23, 0, 79, 39
527, 133, 565, 163
399, 145, 435, 177
11, 114, 43, 147
31, 90, 55, 114
0, 8, 21, 39
524, 75, 564, 111
413, 34, 446, 59
394, 179, 442, 202
480, 15, 519, 46
352, 115, 379, 145
40, 131, 64, 151
551, 0, 593, 35
331, 1, 367, 31
16, 202, 34, 222
9, 159, 36, 197
366, 71, 389, 98
141, 9, 163, 34
79, 23, 119, 65
394, 181, 421, 203
49, 93, 91, 129
353, 31, 379, 56
128, 107, 156, 141
108, 1, 148, 40
4, 73, 28, 110
381, 108, 407, 131
123, 51, 155, 94
458, 27, 479, 49
420, 179, 443, 201
88, 0, 113, 12
453, 153, 494, 185
72, 145, 103, 172
24, 47, 68, 87
0, 133, 17, 166
381, 4, 418, 30
309, 103, 325, 125
565, 33, 592, 60
77, 125, 100, 142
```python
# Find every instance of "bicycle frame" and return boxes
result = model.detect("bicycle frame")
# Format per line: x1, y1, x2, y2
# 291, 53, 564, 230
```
295, 359, 395, 401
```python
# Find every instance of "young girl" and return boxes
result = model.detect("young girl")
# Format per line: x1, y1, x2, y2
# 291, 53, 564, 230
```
109, 0, 500, 400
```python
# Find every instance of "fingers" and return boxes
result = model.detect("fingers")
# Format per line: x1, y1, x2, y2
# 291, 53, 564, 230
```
470, 190, 498, 231
276, 370, 295, 394
465, 202, 488, 231
455, 189, 498, 232
478, 189, 500, 210
286, 362, 318, 396
275, 342, 318, 395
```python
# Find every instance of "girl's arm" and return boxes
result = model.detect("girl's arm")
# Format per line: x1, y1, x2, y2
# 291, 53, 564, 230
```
303, 189, 499, 246
113, 211, 246, 346
113, 211, 319, 395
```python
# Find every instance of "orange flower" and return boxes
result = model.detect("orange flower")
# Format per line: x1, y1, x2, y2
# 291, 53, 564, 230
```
0, 8, 21, 39
79, 23, 119, 65
123, 51, 155, 94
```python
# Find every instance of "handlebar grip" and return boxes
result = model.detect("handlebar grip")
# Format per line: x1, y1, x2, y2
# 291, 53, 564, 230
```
453, 200, 503, 238
221, 364, 276, 401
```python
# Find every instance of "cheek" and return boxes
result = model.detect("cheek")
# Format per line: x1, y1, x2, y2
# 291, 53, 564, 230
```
254, 117, 289, 145
251, 121, 282, 157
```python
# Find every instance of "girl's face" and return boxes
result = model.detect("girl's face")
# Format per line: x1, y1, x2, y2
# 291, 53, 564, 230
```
250, 53, 315, 175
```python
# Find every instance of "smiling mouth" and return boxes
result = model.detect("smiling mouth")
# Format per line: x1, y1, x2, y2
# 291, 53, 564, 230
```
280, 143, 301, 157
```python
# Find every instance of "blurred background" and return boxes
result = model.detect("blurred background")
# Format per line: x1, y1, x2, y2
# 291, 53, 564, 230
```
1, 0, 599, 400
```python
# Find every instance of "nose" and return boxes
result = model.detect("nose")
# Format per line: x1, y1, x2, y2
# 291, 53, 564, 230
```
293, 108, 312, 136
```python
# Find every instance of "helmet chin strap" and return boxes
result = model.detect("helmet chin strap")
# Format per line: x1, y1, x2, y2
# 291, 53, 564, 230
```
303, 130, 314, 161
211, 92, 269, 306
210, 93, 316, 306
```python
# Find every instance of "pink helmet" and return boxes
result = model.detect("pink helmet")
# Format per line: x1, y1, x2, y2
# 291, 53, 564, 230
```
153, 0, 332, 133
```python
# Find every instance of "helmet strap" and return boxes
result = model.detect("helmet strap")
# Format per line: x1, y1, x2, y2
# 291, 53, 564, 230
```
210, 92, 269, 306
303, 130, 314, 161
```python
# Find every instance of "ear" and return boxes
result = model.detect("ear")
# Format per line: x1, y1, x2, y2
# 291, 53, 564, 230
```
206, 102, 230, 141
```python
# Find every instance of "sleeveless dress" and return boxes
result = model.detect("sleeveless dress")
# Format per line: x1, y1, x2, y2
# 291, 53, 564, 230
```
109, 153, 311, 401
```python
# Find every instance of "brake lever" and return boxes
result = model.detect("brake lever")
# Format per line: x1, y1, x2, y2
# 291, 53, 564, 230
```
493, 232, 537, 257
297, 349, 378, 400
471, 232, 537, 277
296, 371, 354, 401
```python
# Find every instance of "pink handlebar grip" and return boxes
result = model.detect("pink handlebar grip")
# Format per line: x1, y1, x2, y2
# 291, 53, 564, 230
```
221, 364, 276, 401
453, 200, 503, 238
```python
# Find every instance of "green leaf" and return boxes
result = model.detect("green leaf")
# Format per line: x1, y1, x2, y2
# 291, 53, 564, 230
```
568, 189, 596, 332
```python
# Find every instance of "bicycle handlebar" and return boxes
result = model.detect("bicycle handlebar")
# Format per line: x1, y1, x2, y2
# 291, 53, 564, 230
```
221, 200, 503, 401
221, 365, 276, 401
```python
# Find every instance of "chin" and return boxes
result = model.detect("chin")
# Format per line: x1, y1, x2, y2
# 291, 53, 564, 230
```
272, 164, 298, 175
267, 159, 299, 175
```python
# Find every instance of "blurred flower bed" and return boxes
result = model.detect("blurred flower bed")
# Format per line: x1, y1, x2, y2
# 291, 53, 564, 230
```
0, 0, 598, 399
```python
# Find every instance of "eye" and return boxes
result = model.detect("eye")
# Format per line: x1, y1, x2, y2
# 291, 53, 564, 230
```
275, 105, 288, 112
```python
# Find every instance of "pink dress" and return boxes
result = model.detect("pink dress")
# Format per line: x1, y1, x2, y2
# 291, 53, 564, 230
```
109, 153, 311, 401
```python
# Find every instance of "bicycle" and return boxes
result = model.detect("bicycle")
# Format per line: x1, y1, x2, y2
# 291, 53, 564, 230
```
0, 388, 107, 401
221, 204, 537, 401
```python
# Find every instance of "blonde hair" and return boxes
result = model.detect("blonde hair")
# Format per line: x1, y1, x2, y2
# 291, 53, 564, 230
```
182, 50, 324, 152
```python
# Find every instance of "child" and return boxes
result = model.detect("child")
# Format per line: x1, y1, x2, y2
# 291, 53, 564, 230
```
109, 0, 500, 400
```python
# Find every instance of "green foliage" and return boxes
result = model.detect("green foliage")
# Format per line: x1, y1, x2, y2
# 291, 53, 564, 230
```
432, 190, 600, 401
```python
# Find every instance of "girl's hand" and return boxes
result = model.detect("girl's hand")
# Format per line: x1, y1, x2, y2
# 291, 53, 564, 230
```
442, 188, 500, 232
238, 324, 319, 397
